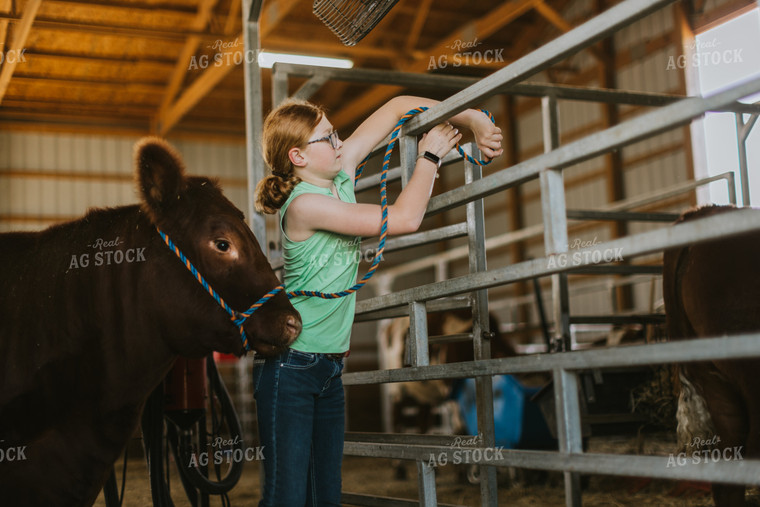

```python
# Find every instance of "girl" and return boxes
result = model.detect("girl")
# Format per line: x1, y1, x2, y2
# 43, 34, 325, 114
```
253, 96, 502, 506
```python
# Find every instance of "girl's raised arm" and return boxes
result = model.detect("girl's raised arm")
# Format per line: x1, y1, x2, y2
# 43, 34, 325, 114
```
340, 95, 503, 180
285, 123, 462, 241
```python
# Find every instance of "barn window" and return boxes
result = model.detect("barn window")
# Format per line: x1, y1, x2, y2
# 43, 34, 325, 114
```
689, 7, 760, 206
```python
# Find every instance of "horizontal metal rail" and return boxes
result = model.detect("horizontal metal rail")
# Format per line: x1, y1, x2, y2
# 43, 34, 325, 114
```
354, 166, 403, 193
353, 296, 471, 323
355, 207, 760, 315
346, 432, 469, 446
428, 333, 474, 345
567, 210, 680, 222
425, 79, 759, 217
569, 314, 666, 325
372, 172, 732, 280
271, 63, 760, 115
342, 442, 760, 486
343, 332, 760, 385
361, 223, 468, 256
601, 171, 737, 211
401, 0, 678, 135
570, 265, 662, 275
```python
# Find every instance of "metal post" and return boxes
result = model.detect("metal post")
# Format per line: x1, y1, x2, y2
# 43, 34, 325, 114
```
554, 367, 584, 507
464, 143, 498, 507
399, 131, 417, 187
242, 0, 266, 246
735, 111, 758, 206
409, 301, 430, 367
416, 460, 438, 507
271, 65, 289, 108
540, 95, 571, 352
542, 95, 579, 505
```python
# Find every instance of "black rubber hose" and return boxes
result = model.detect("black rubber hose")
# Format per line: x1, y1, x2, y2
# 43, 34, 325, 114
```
167, 355, 244, 495
142, 385, 175, 507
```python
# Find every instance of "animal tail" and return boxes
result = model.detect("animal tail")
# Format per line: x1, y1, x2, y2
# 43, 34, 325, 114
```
675, 372, 716, 454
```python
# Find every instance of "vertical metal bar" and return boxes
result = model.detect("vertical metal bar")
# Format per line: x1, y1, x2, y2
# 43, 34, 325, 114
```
271, 65, 289, 108
726, 171, 737, 206
554, 367, 584, 507
540, 95, 571, 352
408, 301, 429, 367
542, 95, 579, 505
416, 460, 438, 507
464, 143, 498, 507
242, 0, 266, 246
735, 112, 753, 206
375, 276, 397, 435
399, 132, 417, 188
540, 95, 567, 251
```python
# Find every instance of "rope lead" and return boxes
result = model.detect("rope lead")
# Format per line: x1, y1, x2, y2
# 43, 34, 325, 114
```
286, 107, 495, 300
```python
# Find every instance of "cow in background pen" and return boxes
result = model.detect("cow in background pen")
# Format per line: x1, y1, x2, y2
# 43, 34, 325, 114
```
663, 204, 760, 507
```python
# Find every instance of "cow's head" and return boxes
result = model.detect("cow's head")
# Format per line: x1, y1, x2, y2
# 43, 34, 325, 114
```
135, 137, 300, 357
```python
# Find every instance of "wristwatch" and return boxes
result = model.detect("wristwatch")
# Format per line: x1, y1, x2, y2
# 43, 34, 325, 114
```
417, 151, 441, 169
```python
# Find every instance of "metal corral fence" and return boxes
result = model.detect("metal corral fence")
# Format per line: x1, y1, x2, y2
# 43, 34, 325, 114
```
240, 0, 760, 505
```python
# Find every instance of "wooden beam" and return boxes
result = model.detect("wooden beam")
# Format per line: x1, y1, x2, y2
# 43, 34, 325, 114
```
534, 0, 606, 63
331, 0, 540, 129
0, 0, 12, 53
404, 0, 433, 53
0, 0, 12, 93
44, 0, 198, 14
153, 0, 220, 133
0, 13, 229, 40
225, 0, 242, 34
155, 0, 302, 135
0, 0, 42, 106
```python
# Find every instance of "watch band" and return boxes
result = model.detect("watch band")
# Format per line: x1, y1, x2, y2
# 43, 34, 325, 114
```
417, 151, 441, 169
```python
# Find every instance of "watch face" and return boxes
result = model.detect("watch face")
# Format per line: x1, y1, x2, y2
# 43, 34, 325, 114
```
424, 151, 441, 168
425, 151, 440, 163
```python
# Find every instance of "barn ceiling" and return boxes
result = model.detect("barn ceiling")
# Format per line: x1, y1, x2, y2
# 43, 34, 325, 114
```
0, 0, 581, 139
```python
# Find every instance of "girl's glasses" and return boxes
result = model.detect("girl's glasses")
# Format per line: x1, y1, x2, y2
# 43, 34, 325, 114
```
307, 130, 340, 150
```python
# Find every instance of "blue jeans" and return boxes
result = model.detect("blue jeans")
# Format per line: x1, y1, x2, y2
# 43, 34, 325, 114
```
253, 349, 345, 507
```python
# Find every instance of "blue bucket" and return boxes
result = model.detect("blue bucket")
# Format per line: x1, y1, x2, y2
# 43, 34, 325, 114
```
454, 375, 556, 449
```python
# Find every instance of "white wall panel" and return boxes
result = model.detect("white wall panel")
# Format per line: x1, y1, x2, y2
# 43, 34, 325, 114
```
0, 132, 247, 233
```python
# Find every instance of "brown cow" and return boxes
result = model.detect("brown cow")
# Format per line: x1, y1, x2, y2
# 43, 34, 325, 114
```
663, 204, 760, 506
0, 138, 301, 507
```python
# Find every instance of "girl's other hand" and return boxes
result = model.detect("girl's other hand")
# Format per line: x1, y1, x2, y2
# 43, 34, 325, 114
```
471, 114, 503, 161
418, 123, 462, 160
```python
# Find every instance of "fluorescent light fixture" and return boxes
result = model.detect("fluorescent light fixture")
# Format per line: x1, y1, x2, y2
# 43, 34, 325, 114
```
258, 51, 354, 69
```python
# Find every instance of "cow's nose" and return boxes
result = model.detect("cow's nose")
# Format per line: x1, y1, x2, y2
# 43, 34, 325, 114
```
286, 315, 302, 342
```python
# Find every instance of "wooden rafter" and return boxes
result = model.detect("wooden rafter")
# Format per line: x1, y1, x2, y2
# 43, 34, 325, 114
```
534, 0, 605, 63
225, 0, 242, 34
330, 0, 541, 129
0, 0, 12, 59
155, 0, 302, 136
404, 0, 434, 52
0, 0, 42, 106
153, 0, 220, 133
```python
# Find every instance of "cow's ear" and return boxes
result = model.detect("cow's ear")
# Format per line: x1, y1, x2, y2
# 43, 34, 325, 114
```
135, 137, 187, 221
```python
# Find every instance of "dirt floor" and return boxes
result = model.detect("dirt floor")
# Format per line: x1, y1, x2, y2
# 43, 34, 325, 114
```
92, 431, 759, 506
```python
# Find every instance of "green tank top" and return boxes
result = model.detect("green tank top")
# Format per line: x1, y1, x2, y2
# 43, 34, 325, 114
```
280, 170, 359, 353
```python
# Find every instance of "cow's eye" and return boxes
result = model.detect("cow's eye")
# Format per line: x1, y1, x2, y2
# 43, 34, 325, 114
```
214, 240, 230, 252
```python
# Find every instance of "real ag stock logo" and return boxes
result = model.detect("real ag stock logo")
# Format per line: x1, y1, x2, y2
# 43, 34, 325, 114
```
428, 38, 505, 70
